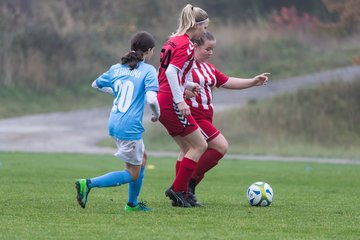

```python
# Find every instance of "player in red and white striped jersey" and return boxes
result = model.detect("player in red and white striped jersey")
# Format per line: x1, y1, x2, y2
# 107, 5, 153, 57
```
157, 4, 210, 207
179, 32, 270, 206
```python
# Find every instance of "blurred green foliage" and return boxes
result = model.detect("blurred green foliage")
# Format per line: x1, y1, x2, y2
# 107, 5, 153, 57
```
2, 0, 355, 92
0, 0, 359, 123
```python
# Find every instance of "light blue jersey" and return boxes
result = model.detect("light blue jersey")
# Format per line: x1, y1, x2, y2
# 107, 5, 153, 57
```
95, 61, 158, 140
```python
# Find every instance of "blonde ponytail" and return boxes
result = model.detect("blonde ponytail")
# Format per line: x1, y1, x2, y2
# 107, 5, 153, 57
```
172, 4, 209, 37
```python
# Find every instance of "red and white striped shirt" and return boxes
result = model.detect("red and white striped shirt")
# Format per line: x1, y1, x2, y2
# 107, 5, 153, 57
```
186, 61, 229, 110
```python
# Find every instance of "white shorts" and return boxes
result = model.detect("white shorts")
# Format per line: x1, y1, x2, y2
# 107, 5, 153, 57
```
113, 138, 145, 166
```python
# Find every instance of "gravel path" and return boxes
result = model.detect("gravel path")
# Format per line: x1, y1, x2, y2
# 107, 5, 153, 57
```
1, 66, 360, 164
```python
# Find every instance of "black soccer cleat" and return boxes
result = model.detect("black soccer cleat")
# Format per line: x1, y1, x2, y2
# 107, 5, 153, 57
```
171, 199, 180, 207
187, 192, 202, 207
187, 179, 202, 207
165, 187, 191, 208
165, 187, 177, 203
188, 179, 197, 195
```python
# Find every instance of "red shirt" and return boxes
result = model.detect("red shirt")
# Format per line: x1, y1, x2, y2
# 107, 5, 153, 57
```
186, 61, 229, 111
158, 34, 194, 108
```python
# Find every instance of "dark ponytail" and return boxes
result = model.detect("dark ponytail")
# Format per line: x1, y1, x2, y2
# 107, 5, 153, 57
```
121, 31, 155, 70
121, 51, 143, 70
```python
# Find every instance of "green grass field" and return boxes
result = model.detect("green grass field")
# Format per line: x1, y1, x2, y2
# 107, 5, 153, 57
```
0, 152, 359, 239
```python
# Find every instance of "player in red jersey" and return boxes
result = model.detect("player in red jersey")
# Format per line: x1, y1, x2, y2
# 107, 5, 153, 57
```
157, 4, 210, 207
179, 31, 270, 206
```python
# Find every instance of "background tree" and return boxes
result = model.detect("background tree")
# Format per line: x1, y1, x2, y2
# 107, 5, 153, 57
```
320, 0, 360, 35
0, 0, 354, 92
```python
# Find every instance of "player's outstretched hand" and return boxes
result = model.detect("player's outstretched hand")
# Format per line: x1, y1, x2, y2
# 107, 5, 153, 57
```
254, 72, 270, 86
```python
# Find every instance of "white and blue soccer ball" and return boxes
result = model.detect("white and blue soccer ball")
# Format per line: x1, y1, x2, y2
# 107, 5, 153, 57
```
246, 181, 273, 207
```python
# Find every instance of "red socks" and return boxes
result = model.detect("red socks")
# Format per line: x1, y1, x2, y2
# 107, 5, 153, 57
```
192, 148, 224, 186
172, 149, 224, 192
172, 157, 197, 192
175, 160, 181, 175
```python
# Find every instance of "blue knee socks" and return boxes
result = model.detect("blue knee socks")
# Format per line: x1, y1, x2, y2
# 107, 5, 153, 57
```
88, 170, 133, 188
127, 167, 145, 206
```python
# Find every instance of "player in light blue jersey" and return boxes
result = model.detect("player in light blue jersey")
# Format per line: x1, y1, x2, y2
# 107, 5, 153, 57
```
75, 31, 160, 212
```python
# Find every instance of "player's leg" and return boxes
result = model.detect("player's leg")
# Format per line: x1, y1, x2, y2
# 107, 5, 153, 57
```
187, 116, 228, 206
88, 139, 143, 188
169, 140, 189, 207
159, 107, 207, 207
128, 152, 147, 207
125, 151, 151, 212
124, 164, 151, 211
186, 134, 228, 207
173, 138, 190, 175
166, 129, 207, 207
191, 133, 228, 186
75, 139, 142, 209
76, 166, 135, 209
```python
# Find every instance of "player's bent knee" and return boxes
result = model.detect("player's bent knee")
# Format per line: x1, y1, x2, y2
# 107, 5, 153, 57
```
197, 140, 208, 154
126, 167, 141, 180
130, 171, 140, 181
211, 137, 228, 155
218, 141, 229, 155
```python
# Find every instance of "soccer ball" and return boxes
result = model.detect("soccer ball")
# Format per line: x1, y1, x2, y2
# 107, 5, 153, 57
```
246, 181, 273, 207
